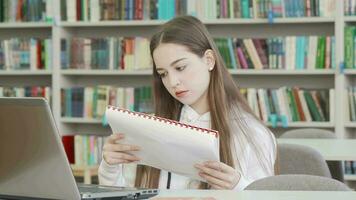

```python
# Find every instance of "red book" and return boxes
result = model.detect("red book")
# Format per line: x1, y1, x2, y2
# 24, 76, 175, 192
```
292, 87, 306, 121
62, 135, 75, 164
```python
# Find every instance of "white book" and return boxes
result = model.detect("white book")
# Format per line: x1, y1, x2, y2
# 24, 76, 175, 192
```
247, 88, 260, 118
319, 0, 325, 17
187, 0, 197, 16
66, 0, 76, 22
105, 106, 219, 181
257, 89, 268, 122
285, 37, 292, 70
136, 38, 151, 70
299, 90, 312, 122
278, 87, 292, 122
84, 87, 94, 118
289, 36, 296, 70
116, 88, 125, 108
30, 39, 37, 71
83, 39, 91, 69
4, 40, 10, 70
45, 0, 53, 21
90, 0, 100, 22
45, 87, 51, 103
74, 135, 83, 166
211, 0, 217, 19
243, 39, 263, 69
308, 36, 317, 70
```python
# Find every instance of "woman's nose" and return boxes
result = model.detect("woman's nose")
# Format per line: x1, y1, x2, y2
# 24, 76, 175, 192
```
168, 74, 180, 87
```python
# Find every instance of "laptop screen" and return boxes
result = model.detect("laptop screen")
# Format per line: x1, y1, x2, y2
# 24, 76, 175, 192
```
0, 98, 81, 199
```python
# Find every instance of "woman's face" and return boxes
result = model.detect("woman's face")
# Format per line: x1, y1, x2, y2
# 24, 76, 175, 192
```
153, 43, 214, 112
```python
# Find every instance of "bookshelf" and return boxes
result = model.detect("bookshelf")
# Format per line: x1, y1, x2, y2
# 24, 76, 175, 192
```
1, 0, 355, 186
71, 165, 98, 184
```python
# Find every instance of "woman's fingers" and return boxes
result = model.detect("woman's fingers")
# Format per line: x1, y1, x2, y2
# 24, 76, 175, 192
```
198, 172, 230, 189
106, 133, 124, 144
104, 143, 141, 152
106, 151, 140, 161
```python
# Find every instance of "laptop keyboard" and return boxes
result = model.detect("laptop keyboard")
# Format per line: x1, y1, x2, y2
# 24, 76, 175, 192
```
78, 184, 130, 194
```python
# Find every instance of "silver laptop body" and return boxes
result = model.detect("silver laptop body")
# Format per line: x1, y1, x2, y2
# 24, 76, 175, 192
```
0, 97, 158, 200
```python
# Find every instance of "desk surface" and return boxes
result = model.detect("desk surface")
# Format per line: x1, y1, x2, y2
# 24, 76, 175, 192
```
277, 139, 356, 161
153, 190, 356, 200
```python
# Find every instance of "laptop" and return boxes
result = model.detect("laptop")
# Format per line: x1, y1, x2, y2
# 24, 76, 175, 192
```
0, 97, 159, 200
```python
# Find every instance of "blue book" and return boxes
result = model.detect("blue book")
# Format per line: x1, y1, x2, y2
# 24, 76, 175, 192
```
298, 37, 306, 70
65, 88, 72, 117
241, 0, 250, 18
158, 0, 164, 20
166, 0, 175, 19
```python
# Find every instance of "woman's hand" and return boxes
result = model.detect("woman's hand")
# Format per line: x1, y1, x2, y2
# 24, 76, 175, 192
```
102, 133, 141, 165
195, 161, 241, 189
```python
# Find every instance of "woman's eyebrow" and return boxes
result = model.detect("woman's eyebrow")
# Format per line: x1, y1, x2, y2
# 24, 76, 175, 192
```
156, 58, 187, 71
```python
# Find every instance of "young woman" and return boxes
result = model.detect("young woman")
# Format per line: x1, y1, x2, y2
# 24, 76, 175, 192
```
98, 15, 277, 190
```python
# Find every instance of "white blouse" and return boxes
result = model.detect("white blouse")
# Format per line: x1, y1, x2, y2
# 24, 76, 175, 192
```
98, 104, 277, 190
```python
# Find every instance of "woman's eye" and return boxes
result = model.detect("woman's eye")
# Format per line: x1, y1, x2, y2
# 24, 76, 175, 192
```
158, 72, 167, 78
176, 65, 186, 71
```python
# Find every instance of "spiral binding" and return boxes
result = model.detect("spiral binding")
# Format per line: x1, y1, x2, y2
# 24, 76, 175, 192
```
107, 105, 219, 138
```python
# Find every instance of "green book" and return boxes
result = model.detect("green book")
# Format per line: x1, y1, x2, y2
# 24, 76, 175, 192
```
287, 88, 299, 121
345, 26, 356, 69
304, 91, 322, 121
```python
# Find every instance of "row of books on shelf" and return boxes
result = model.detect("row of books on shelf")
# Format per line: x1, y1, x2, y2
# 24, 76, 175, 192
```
61, 0, 335, 22
345, 161, 356, 175
60, 35, 335, 71
62, 135, 107, 166
0, 86, 51, 102
240, 87, 333, 123
61, 37, 150, 71
0, 38, 52, 71
61, 86, 153, 119
0, 0, 52, 22
215, 36, 335, 70
344, 0, 356, 16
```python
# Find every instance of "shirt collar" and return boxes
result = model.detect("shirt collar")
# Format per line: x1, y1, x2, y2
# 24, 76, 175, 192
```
181, 104, 210, 122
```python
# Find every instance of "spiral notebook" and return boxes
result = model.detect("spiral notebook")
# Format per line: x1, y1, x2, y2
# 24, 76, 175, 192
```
105, 106, 220, 181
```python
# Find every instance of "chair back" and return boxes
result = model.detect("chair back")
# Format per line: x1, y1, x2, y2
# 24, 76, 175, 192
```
280, 128, 344, 182
245, 174, 350, 191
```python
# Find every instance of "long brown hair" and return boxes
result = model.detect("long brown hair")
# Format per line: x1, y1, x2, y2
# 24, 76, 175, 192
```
134, 15, 276, 189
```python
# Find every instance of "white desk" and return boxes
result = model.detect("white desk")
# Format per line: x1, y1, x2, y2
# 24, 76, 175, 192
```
277, 139, 356, 161
153, 190, 356, 200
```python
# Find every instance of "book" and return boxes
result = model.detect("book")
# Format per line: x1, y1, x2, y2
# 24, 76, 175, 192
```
105, 106, 220, 181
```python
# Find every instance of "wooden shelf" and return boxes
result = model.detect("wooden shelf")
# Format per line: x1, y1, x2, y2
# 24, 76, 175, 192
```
60, 17, 334, 27
60, 69, 334, 76
0, 22, 52, 28
61, 117, 102, 124
343, 69, 356, 75
344, 122, 356, 128
60, 69, 152, 75
0, 70, 52, 76
229, 69, 335, 75
267, 122, 334, 128
344, 16, 356, 22
61, 117, 334, 128
345, 175, 356, 181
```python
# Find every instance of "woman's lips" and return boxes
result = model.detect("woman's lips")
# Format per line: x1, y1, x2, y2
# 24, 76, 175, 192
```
175, 90, 188, 97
